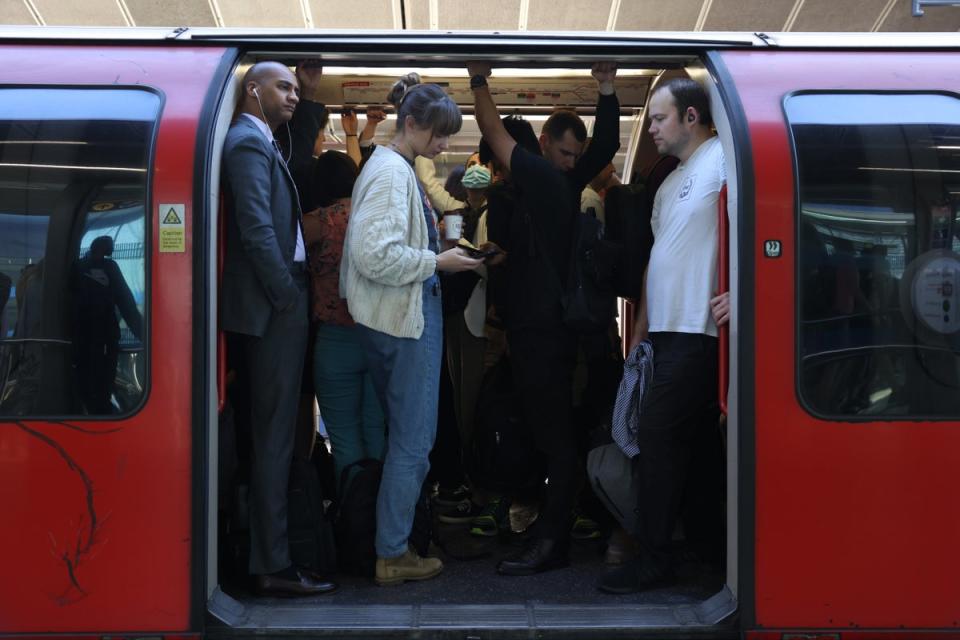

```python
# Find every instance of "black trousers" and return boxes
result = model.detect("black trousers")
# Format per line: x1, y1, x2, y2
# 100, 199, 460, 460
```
633, 331, 723, 570
508, 325, 580, 540
228, 273, 309, 575
428, 337, 466, 489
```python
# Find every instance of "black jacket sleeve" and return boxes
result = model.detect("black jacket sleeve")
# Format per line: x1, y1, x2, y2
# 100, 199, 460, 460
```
281, 98, 326, 212
570, 92, 620, 193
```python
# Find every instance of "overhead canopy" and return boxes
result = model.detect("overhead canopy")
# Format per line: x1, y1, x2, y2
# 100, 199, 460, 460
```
4, 0, 960, 31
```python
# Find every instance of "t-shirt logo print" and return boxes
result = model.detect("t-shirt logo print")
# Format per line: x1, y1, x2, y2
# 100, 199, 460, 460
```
678, 174, 696, 202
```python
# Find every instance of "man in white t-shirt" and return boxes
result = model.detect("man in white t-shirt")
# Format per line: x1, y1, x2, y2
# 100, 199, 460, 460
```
599, 77, 729, 594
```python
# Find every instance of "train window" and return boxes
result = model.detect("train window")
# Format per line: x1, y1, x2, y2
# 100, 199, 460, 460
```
0, 88, 159, 418
787, 93, 960, 418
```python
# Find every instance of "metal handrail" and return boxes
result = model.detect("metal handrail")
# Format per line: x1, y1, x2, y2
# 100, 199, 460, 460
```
913, 0, 960, 16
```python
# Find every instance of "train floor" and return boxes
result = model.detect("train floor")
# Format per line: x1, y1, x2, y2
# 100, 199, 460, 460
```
219, 501, 724, 608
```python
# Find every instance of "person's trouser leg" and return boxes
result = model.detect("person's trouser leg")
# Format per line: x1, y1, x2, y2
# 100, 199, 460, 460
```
428, 338, 466, 489
243, 277, 309, 575
633, 332, 718, 572
508, 326, 579, 541
314, 323, 385, 489
359, 278, 443, 559
457, 317, 487, 446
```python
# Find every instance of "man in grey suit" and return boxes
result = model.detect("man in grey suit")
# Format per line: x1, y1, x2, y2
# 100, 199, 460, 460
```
221, 61, 336, 597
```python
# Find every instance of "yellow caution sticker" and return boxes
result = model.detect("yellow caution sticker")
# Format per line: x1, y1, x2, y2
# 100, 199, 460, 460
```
159, 204, 185, 253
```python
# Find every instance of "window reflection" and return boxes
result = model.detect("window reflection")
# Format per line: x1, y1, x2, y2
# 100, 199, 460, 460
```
0, 89, 158, 417
788, 93, 960, 418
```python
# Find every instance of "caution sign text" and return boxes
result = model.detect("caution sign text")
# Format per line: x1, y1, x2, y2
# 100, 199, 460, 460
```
159, 204, 186, 253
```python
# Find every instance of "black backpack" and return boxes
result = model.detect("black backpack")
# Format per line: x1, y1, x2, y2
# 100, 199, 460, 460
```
604, 183, 656, 300
333, 458, 432, 576
287, 457, 338, 574
560, 212, 619, 334
469, 357, 546, 493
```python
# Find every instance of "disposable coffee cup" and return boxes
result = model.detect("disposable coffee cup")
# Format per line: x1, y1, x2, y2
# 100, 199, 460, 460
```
444, 213, 463, 241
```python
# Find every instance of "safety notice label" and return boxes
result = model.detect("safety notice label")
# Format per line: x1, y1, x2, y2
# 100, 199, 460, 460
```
159, 204, 185, 253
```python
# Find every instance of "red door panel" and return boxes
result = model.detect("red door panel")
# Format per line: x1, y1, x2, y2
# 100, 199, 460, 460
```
722, 50, 960, 629
0, 44, 228, 634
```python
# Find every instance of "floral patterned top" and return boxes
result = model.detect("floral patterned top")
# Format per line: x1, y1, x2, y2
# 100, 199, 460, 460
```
303, 198, 354, 326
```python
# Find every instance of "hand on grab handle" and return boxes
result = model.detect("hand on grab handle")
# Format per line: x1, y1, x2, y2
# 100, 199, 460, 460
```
710, 291, 730, 327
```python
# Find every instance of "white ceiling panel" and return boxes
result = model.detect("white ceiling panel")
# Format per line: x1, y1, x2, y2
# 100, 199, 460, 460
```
439, 0, 521, 30
790, 0, 889, 32
126, 0, 216, 26
403, 0, 430, 29
0, 1, 38, 24
34, 0, 127, 25
615, 0, 704, 31
526, 0, 610, 31
217, 0, 304, 27
309, 0, 396, 28
702, 0, 791, 32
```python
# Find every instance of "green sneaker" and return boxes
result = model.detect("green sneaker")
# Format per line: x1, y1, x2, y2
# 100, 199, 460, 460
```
571, 510, 602, 540
469, 497, 512, 537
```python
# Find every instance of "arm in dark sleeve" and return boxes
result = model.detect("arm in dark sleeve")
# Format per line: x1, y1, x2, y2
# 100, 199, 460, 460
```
283, 98, 326, 211
224, 133, 300, 312
570, 92, 621, 191
107, 261, 143, 341
0, 272, 10, 316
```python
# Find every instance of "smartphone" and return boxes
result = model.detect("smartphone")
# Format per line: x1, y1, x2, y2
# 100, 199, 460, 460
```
461, 246, 500, 259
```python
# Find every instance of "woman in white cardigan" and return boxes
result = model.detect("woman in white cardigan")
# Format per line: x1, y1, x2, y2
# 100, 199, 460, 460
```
340, 75, 482, 585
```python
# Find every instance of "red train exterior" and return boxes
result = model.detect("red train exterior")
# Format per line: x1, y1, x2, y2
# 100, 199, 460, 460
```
0, 30, 957, 640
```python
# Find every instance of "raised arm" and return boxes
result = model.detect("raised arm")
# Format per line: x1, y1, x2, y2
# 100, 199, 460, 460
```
468, 61, 517, 172
286, 61, 327, 209
571, 62, 620, 190
340, 108, 362, 167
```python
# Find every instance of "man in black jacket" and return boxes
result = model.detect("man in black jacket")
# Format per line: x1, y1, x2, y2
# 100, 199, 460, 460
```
470, 60, 620, 575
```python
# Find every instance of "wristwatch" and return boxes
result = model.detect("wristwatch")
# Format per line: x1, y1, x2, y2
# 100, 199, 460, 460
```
470, 74, 488, 90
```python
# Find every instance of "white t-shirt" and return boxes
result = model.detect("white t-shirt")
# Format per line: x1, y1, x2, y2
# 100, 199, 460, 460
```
646, 136, 725, 337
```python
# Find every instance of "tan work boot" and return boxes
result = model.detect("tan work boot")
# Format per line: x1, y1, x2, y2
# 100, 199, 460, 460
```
375, 549, 443, 586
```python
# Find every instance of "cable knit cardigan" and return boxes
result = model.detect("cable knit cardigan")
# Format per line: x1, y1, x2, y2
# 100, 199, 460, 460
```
340, 145, 438, 339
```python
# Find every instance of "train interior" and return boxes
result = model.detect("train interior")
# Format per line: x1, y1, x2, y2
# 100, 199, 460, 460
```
207, 52, 741, 634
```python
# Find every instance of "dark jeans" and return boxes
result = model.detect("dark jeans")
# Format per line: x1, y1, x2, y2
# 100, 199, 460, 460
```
507, 325, 580, 540
634, 331, 723, 571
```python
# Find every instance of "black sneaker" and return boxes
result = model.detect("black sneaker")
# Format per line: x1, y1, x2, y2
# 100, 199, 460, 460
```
434, 484, 471, 508
469, 497, 512, 537
437, 500, 484, 524
597, 560, 676, 594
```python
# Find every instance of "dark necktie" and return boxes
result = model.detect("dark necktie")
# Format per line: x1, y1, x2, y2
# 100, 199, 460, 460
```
271, 138, 301, 222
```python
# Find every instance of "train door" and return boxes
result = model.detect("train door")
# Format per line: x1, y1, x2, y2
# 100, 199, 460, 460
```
0, 44, 231, 636
717, 50, 960, 634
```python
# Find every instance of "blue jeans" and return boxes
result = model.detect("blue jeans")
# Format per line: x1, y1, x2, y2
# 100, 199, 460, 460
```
313, 323, 385, 488
357, 276, 442, 558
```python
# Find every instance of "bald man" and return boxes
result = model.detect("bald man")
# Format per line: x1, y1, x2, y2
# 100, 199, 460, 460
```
221, 61, 336, 597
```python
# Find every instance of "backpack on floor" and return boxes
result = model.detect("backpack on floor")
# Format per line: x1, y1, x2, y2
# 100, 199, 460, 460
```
286, 457, 338, 574
333, 458, 432, 576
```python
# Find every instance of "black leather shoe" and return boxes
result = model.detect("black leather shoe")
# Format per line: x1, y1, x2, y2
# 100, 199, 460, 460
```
497, 537, 569, 576
255, 569, 338, 597
597, 559, 675, 594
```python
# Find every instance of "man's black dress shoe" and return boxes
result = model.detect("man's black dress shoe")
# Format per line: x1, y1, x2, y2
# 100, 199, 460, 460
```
497, 537, 569, 576
255, 569, 338, 597
597, 559, 675, 594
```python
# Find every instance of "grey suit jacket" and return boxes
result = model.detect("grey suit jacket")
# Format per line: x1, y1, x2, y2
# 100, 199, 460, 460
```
220, 116, 302, 337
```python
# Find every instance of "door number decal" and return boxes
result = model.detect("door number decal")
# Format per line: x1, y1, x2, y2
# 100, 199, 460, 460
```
764, 240, 782, 258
